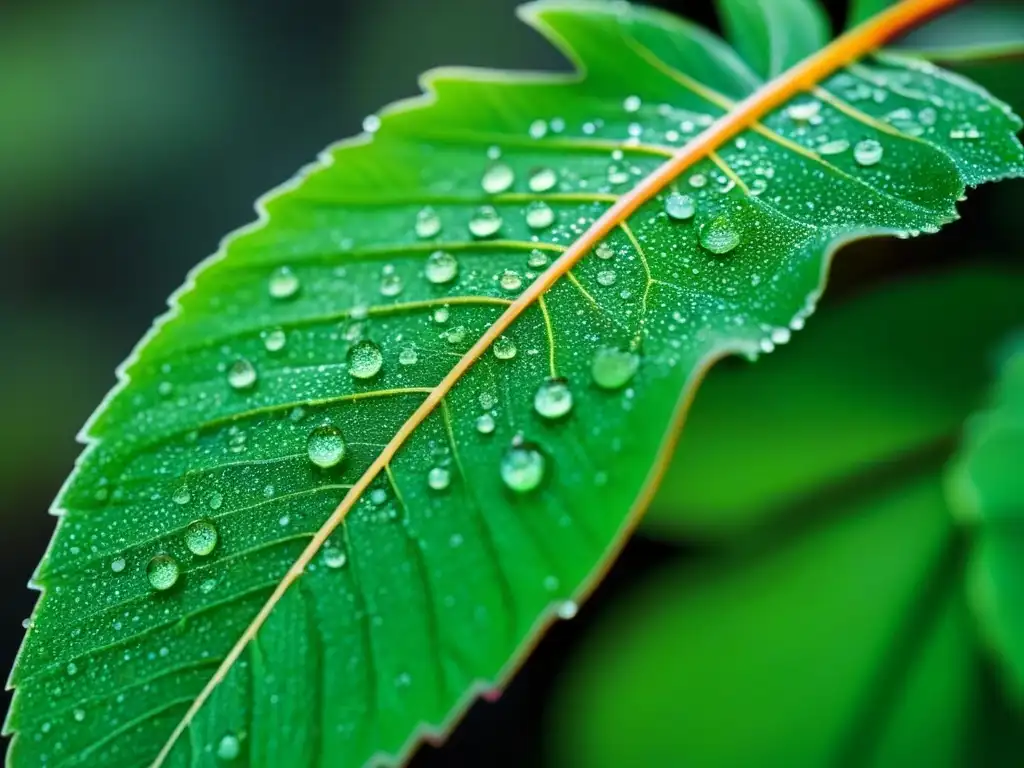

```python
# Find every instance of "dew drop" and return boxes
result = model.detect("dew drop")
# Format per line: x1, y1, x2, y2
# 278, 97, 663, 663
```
425, 250, 459, 284
427, 466, 451, 490
479, 391, 497, 410
268, 266, 300, 300
664, 193, 695, 221
66, 662, 78, 676
73, 709, 85, 723
399, 346, 419, 366
493, 335, 517, 360
207, 491, 223, 510
415, 207, 442, 238
534, 378, 573, 419
370, 488, 388, 506
623, 95, 641, 113
481, 163, 515, 194
362, 114, 381, 133
525, 201, 555, 230
528, 167, 557, 193
597, 269, 616, 287
557, 600, 579, 619
379, 272, 404, 297
347, 340, 383, 379
468, 206, 502, 238
172, 486, 191, 506
307, 424, 346, 468
595, 242, 615, 260
263, 328, 287, 352
146, 554, 180, 591
529, 119, 548, 139
527, 249, 549, 269
689, 173, 707, 189
323, 547, 347, 569
818, 138, 850, 155
786, 100, 821, 121
444, 325, 467, 345
217, 734, 241, 761
200, 578, 217, 594
500, 437, 546, 493
499, 270, 523, 292
433, 307, 450, 324
853, 139, 884, 166
110, 557, 126, 574
476, 413, 496, 434
227, 359, 257, 390
699, 215, 741, 255
591, 347, 640, 390
184, 519, 218, 557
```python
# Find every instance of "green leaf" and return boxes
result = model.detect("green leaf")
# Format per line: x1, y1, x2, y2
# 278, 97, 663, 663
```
646, 267, 1024, 540
7, 1, 1024, 766
553, 475, 997, 768
717, 0, 831, 79
947, 338, 1024, 700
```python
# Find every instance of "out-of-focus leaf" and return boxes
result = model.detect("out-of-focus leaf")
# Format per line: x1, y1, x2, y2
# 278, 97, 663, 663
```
647, 268, 1024, 540
947, 339, 1024, 700
716, 0, 831, 79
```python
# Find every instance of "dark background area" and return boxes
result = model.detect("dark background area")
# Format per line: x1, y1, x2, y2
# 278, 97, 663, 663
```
1, 0, 1021, 764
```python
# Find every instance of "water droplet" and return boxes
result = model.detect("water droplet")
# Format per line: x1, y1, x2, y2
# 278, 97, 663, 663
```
786, 100, 821, 121
268, 266, 300, 300
66, 662, 78, 676
399, 346, 418, 366
158, 381, 174, 397
172, 486, 191, 506
370, 488, 388, 506
665, 193, 695, 221
362, 114, 381, 133
146, 554, 180, 591
557, 600, 579, 619
427, 466, 451, 490
699, 215, 741, 255
591, 347, 640, 389
476, 413, 496, 434
818, 139, 849, 155
323, 547, 347, 569
500, 437, 546, 493
853, 139, 884, 166
433, 307, 449, 324
528, 167, 557, 193
444, 325, 467, 345
200, 578, 217, 594
347, 340, 383, 379
527, 249, 549, 269
425, 250, 459, 284
415, 207, 442, 238
493, 335, 517, 360
499, 270, 523, 292
217, 734, 241, 761
307, 424, 346, 468
184, 519, 218, 556
379, 272, 404, 297
73, 708, 85, 722
479, 392, 497, 409
623, 95, 641, 113
688, 173, 707, 189
597, 269, 616, 287
525, 201, 555, 230
263, 328, 287, 352
607, 165, 631, 185
481, 163, 515, 194
595, 242, 615, 260
110, 557, 126, 574
207, 491, 223, 510
227, 359, 257, 390
528, 119, 547, 139
468, 206, 502, 238
534, 379, 573, 419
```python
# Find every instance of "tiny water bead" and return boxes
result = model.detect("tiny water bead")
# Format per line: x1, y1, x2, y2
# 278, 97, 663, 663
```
110, 557, 126, 574
268, 266, 300, 300
217, 734, 241, 761
379, 271, 404, 297
476, 413, 496, 434
172, 486, 191, 506
263, 328, 287, 352
819, 138, 850, 155
699, 215, 741, 255
534, 379, 573, 419
592, 347, 640, 389
786, 100, 821, 122
528, 167, 557, 193
399, 346, 419, 366
323, 546, 347, 569
307, 424, 346, 468
207, 491, 223, 510
481, 163, 515, 194
853, 139, 884, 166
597, 269, 616, 287
227, 359, 257, 390
425, 250, 459, 284
415, 207, 442, 238
665, 193, 696, 221
527, 248, 549, 269
347, 340, 383, 379
595, 242, 615, 260
146, 554, 180, 591
623, 94, 642, 113
493, 335, 517, 360
427, 466, 451, 490
525, 201, 555, 230
362, 114, 381, 133
500, 437, 546, 492
469, 206, 502, 238
184, 519, 219, 557
499, 270, 523, 292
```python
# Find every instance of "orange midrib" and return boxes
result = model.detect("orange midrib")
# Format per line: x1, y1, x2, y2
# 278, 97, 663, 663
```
151, 0, 962, 763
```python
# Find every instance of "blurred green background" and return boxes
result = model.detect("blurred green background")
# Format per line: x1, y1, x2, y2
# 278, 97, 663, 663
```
1, 0, 1022, 765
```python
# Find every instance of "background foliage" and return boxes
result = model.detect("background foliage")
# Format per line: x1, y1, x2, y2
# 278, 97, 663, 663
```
1, 0, 1022, 764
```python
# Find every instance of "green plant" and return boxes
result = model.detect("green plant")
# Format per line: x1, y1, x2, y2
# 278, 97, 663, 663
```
6, 0, 1023, 766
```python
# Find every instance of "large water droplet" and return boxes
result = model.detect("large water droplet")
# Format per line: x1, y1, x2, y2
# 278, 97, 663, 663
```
534, 379, 573, 419
527, 249, 549, 269
853, 139, 884, 166
415, 207, 442, 238
172, 486, 191, 506
665, 193, 695, 221
347, 340, 383, 379
493, 335, 517, 360
592, 347, 640, 389
227, 359, 257, 390
499, 270, 523, 292
307, 424, 346, 468
469, 206, 502, 238
500, 437, 546, 493
217, 734, 241, 761
481, 163, 515, 194
597, 269, 616, 287
427, 466, 451, 490
184, 519, 218, 557
699, 215, 741, 255
528, 167, 557, 193
268, 266, 300, 300
146, 554, 180, 591
476, 413, 496, 434
323, 546, 347, 569
525, 201, 554, 230
110, 557, 126, 574
425, 250, 459, 284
